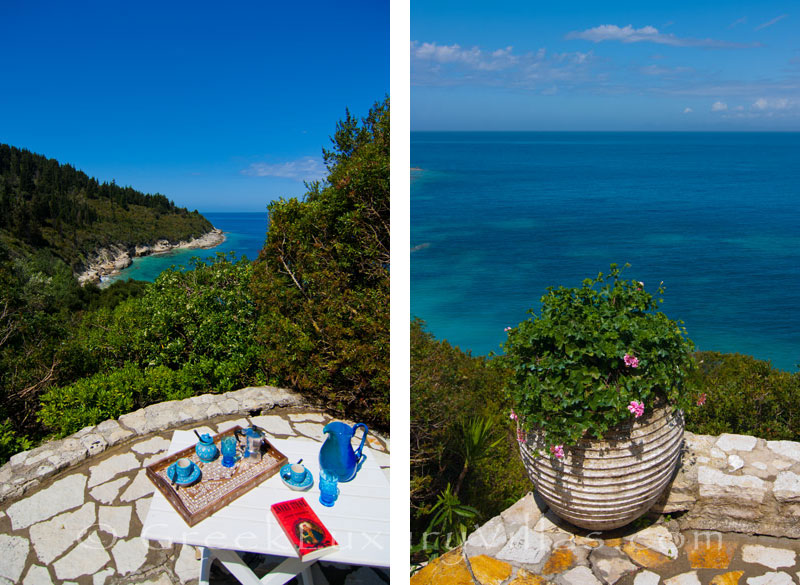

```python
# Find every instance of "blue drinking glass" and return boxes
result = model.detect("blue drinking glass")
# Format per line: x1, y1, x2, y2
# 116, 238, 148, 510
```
221, 436, 237, 468
319, 468, 339, 507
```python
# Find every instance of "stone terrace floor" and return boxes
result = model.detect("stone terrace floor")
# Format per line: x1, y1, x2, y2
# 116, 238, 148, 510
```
0, 407, 390, 585
411, 493, 800, 585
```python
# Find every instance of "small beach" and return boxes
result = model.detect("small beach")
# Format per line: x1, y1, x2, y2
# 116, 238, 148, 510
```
103, 212, 269, 285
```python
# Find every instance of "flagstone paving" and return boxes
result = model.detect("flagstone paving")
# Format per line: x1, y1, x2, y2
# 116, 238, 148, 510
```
411, 492, 800, 585
0, 407, 390, 585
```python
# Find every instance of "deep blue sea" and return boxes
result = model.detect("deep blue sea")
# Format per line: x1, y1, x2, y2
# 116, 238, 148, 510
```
105, 211, 268, 284
411, 132, 800, 372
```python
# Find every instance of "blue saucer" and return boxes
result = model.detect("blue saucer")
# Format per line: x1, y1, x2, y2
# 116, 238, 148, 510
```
167, 462, 202, 486
280, 464, 313, 491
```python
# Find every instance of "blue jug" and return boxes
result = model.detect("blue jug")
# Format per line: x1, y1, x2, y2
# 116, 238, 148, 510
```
318, 422, 368, 483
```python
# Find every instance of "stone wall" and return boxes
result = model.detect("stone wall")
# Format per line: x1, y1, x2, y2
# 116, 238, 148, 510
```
0, 386, 303, 504
653, 431, 800, 538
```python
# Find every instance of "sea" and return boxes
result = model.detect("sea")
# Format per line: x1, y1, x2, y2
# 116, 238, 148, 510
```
411, 132, 800, 372
104, 211, 269, 284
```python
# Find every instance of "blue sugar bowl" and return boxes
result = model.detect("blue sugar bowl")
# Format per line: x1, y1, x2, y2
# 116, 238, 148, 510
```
195, 433, 219, 462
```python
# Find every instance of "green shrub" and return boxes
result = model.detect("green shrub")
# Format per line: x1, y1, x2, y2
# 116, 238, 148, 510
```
39, 255, 267, 437
410, 319, 529, 546
686, 351, 800, 440
39, 363, 141, 435
503, 264, 697, 450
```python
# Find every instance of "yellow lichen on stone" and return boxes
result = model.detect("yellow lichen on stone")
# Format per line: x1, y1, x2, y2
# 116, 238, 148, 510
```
685, 539, 737, 569
709, 570, 745, 585
604, 538, 624, 548
411, 548, 475, 585
542, 548, 576, 575
573, 536, 601, 547
469, 554, 513, 585
622, 542, 674, 568
509, 568, 552, 585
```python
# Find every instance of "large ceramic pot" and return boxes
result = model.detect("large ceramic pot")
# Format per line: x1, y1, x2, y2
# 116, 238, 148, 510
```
518, 406, 684, 531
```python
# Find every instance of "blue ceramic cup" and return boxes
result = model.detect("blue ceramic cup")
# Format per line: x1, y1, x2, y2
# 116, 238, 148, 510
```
175, 458, 193, 480
288, 463, 306, 483
221, 436, 237, 468
319, 468, 339, 507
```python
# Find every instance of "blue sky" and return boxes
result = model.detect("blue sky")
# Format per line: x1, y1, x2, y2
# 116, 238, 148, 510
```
412, 0, 799, 130
0, 1, 388, 212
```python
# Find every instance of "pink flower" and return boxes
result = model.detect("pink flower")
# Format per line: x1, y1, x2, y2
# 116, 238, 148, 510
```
628, 400, 645, 418
516, 428, 526, 444
504, 326, 512, 332
697, 393, 707, 406
624, 353, 639, 368
509, 410, 518, 421
550, 444, 565, 459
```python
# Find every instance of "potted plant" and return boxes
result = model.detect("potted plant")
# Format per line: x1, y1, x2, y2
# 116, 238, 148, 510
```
503, 264, 699, 530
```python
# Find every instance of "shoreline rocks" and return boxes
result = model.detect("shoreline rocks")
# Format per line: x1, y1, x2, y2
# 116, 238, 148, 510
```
76, 228, 226, 285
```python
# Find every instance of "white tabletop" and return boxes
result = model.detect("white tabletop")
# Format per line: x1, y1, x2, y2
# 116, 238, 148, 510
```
142, 431, 390, 567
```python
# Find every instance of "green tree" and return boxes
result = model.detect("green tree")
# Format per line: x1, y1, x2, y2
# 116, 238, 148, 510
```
251, 98, 389, 428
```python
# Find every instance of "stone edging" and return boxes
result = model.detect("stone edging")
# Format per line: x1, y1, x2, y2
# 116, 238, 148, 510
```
0, 386, 303, 504
654, 431, 800, 539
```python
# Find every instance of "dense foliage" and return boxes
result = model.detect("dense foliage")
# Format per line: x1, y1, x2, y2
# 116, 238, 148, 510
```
686, 351, 800, 440
503, 264, 697, 450
410, 319, 529, 565
0, 143, 212, 271
39, 255, 264, 437
0, 241, 140, 460
252, 98, 389, 427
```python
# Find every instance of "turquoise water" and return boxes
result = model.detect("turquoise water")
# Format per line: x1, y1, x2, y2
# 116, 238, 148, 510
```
411, 132, 800, 372
105, 211, 268, 284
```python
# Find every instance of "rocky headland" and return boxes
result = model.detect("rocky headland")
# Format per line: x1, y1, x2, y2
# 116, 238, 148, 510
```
76, 228, 226, 286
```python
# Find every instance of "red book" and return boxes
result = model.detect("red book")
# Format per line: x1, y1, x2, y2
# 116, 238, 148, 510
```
270, 497, 339, 561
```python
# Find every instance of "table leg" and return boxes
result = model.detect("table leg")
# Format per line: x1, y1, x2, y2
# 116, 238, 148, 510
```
260, 556, 316, 585
199, 547, 213, 585
208, 548, 315, 585
300, 566, 314, 585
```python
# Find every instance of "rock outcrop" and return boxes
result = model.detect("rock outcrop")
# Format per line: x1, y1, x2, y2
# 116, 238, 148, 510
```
76, 228, 225, 285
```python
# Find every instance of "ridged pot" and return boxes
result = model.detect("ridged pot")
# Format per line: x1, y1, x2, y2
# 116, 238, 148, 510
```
518, 406, 684, 531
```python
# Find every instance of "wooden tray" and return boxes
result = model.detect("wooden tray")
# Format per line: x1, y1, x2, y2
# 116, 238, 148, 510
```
146, 425, 288, 526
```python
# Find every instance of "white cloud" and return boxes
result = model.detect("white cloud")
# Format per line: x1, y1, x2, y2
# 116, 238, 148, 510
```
641, 64, 694, 76
683, 107, 693, 113
241, 157, 326, 181
566, 24, 760, 48
752, 97, 794, 110
729, 17, 747, 28
712, 101, 728, 111
411, 40, 594, 89
411, 41, 519, 71
755, 14, 787, 30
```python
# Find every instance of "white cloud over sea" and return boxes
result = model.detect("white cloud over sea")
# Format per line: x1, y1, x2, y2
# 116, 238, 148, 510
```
241, 157, 326, 181
411, 40, 594, 90
755, 14, 788, 31
566, 24, 760, 49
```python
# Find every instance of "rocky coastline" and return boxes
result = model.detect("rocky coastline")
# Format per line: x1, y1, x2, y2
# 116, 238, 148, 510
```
75, 228, 226, 286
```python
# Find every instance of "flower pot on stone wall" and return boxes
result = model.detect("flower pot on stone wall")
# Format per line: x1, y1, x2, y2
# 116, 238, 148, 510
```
519, 406, 684, 531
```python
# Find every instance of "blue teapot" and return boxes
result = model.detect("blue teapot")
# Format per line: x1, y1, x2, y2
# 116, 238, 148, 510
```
194, 432, 219, 462
318, 422, 368, 483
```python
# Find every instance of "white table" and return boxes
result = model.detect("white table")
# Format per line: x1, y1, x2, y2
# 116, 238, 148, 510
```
142, 431, 390, 585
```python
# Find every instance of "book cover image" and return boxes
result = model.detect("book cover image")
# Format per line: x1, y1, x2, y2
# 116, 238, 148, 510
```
271, 497, 339, 561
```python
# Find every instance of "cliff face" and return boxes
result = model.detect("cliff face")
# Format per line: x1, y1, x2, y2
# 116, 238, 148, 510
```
76, 228, 225, 285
